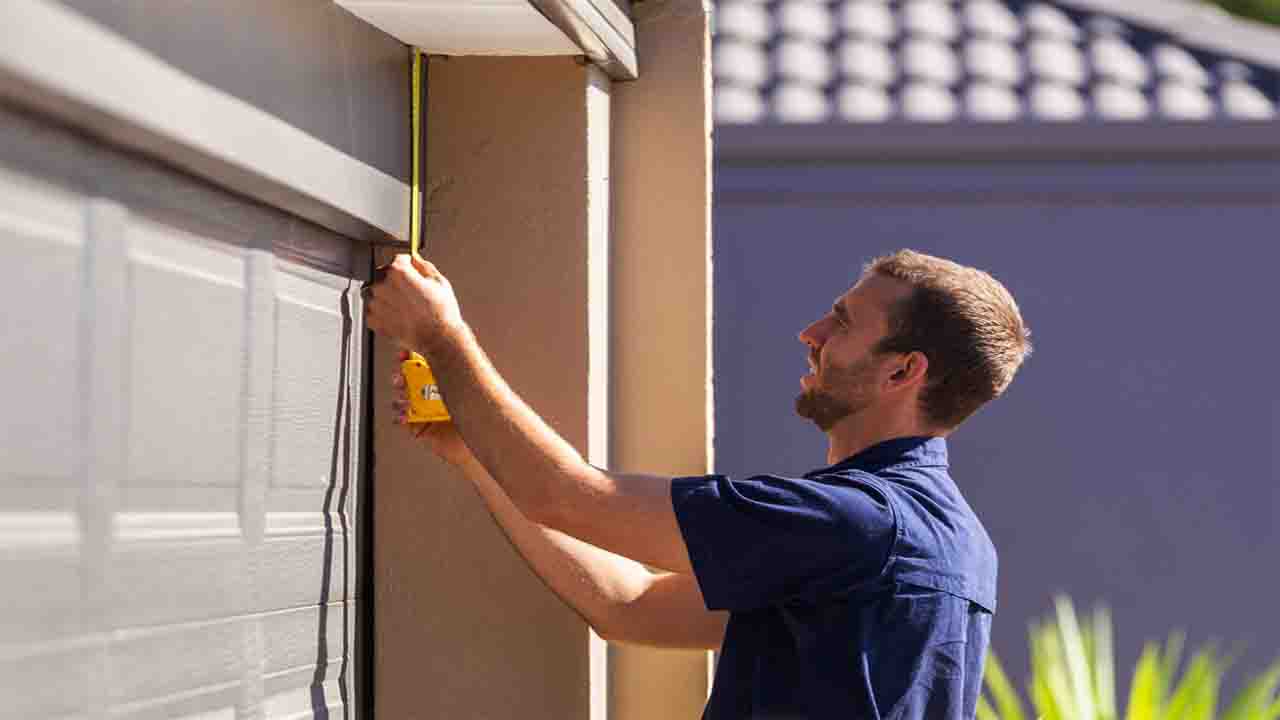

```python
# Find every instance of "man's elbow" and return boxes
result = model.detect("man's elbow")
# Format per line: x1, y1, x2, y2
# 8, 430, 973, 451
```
521, 463, 602, 529
590, 616, 623, 644
566, 584, 644, 646
586, 600, 639, 646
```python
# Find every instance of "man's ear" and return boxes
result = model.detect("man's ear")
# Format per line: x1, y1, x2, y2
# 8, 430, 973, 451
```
890, 352, 928, 387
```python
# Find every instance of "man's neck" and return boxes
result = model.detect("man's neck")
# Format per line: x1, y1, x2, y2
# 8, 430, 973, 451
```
825, 414, 942, 466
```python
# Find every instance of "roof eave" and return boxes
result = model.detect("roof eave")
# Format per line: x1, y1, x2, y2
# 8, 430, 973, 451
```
1055, 0, 1280, 71
531, 0, 638, 80
336, 0, 637, 80
714, 121, 1280, 163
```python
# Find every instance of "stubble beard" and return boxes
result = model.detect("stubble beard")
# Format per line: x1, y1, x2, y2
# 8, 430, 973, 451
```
795, 355, 877, 432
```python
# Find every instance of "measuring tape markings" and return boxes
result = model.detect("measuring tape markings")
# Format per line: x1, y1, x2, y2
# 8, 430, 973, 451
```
402, 46, 451, 424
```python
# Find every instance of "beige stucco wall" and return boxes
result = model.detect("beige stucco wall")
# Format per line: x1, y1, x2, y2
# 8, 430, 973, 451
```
374, 56, 601, 720
374, 1, 712, 715
609, 1, 716, 717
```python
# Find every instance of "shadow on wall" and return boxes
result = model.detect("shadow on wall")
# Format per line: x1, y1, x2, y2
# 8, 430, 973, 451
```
313, 283, 355, 718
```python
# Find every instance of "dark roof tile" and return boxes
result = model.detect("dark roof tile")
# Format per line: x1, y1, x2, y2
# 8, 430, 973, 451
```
713, 0, 1280, 123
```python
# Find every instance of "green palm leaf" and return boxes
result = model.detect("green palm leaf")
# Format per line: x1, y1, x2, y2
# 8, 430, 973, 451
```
1125, 643, 1163, 720
983, 650, 1028, 720
1165, 647, 1222, 720
1223, 661, 1280, 720
981, 598, 1279, 720
1160, 631, 1187, 705
1054, 596, 1098, 720
1094, 606, 1117, 720
977, 694, 1001, 720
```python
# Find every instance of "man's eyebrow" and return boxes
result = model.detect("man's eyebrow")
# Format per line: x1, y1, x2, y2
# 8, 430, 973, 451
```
832, 300, 849, 320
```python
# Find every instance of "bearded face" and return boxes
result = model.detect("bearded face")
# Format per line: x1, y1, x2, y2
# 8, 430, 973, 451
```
795, 349, 880, 432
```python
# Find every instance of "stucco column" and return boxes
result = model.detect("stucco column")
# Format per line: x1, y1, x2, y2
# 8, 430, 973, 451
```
609, 0, 716, 718
374, 1, 714, 712
374, 55, 606, 720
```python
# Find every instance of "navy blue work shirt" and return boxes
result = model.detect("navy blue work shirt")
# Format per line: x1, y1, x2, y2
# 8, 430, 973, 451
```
671, 436, 997, 719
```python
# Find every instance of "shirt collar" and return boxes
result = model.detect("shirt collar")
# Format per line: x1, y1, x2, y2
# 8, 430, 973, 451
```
805, 436, 949, 477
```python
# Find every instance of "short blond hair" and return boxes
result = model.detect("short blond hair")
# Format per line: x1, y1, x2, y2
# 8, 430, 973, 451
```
865, 250, 1031, 428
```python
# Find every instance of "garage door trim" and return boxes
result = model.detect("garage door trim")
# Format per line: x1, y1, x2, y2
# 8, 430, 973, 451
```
0, 0, 410, 246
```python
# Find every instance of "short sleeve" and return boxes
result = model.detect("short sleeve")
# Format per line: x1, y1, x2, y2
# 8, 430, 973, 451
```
670, 472, 896, 612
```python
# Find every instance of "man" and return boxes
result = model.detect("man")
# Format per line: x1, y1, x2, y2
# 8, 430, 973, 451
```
364, 249, 1031, 719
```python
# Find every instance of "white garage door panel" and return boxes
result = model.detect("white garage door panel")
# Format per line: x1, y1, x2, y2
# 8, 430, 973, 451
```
0, 514, 81, 645
263, 603, 349, 676
127, 220, 246, 492
274, 266, 350, 491
108, 618, 243, 706
108, 535, 245, 629
262, 603, 352, 719
0, 168, 82, 489
0, 636, 95, 718
116, 698, 237, 720
262, 514, 345, 608
0, 103, 365, 718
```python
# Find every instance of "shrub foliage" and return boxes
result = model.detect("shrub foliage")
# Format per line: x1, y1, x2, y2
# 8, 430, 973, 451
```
979, 596, 1280, 720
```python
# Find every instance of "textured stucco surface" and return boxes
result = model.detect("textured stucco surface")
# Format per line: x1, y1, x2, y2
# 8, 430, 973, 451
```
609, 0, 717, 717
374, 56, 599, 720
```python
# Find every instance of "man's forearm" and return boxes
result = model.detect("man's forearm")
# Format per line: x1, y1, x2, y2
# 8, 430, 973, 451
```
421, 322, 693, 573
452, 455, 651, 640
423, 322, 593, 518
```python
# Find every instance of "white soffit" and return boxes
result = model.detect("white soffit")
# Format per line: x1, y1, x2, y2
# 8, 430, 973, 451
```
337, 0, 582, 56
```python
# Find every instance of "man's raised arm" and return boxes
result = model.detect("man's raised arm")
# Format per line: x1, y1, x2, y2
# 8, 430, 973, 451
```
365, 254, 694, 574
395, 413, 726, 650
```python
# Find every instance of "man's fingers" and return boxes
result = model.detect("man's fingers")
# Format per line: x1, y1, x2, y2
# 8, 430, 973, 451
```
390, 372, 405, 389
410, 255, 439, 278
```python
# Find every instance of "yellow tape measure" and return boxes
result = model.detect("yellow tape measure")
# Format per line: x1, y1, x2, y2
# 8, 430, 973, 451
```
402, 47, 450, 424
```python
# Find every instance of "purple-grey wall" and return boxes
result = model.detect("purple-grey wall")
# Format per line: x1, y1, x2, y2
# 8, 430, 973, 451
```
713, 155, 1280, 694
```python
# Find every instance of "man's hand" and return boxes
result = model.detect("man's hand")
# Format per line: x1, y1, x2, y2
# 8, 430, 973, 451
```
390, 355, 477, 469
364, 254, 464, 353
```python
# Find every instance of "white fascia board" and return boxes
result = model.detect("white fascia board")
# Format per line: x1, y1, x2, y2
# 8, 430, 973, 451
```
338, 0, 638, 79
529, 0, 638, 79
337, 1, 581, 55
0, 1, 409, 245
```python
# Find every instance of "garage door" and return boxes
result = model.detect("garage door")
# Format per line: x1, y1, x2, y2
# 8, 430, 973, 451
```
0, 102, 367, 718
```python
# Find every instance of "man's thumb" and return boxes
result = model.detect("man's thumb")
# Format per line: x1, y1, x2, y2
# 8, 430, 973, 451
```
410, 254, 438, 278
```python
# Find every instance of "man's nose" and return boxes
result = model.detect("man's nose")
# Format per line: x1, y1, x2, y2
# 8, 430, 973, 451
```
798, 319, 824, 348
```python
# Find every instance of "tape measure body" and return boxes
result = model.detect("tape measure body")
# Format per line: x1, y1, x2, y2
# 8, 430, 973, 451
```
402, 351, 451, 423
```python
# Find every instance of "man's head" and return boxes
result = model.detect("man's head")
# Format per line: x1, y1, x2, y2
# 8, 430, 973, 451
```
796, 249, 1031, 434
